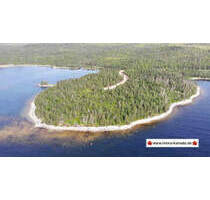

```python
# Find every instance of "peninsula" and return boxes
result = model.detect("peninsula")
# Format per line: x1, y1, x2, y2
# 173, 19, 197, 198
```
0, 43, 209, 132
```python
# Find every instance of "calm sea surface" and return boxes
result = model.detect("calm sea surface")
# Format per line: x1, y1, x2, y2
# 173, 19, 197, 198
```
0, 66, 209, 156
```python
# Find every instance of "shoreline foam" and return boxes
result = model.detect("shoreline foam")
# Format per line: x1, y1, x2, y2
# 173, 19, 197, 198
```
29, 86, 201, 132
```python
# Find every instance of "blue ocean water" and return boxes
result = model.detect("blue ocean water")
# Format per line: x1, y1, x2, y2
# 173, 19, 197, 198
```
0, 66, 96, 117
0, 66, 209, 156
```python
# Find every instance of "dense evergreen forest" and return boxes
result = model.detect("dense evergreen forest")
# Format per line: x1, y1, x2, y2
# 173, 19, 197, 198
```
0, 44, 209, 126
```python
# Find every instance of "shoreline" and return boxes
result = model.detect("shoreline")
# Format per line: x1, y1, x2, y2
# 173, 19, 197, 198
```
0, 64, 56, 68
0, 64, 100, 71
190, 77, 210, 81
2, 64, 201, 132
28, 86, 201, 132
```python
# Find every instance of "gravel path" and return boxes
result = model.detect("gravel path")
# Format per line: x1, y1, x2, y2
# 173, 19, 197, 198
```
104, 70, 128, 90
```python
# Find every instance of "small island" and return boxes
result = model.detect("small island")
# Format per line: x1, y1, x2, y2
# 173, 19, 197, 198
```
38, 81, 55, 88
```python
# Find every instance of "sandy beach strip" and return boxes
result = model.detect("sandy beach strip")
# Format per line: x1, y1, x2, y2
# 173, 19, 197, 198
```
28, 86, 201, 132
190, 77, 210, 81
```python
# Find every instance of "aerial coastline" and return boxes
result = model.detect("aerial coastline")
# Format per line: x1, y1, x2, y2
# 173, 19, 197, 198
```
0, 63, 201, 133
1, 43, 209, 133
1, 43, 210, 158
0, 64, 202, 132
28, 84, 200, 133
0, 64, 100, 71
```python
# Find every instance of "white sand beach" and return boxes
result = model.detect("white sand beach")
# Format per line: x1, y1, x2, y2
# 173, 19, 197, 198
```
190, 77, 210, 81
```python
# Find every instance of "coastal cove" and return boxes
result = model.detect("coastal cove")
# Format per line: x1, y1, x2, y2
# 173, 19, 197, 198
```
0, 66, 97, 118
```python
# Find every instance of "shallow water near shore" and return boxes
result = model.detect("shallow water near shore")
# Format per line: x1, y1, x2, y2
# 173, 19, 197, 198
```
0, 66, 210, 156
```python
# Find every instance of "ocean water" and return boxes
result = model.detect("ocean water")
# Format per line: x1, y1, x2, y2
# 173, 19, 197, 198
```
0, 66, 209, 156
